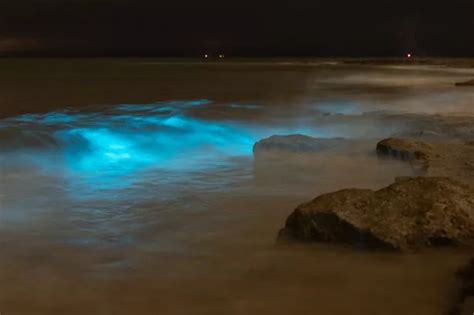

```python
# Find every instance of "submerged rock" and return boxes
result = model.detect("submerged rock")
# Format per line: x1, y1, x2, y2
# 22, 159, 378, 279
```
451, 259, 474, 315
376, 138, 433, 161
376, 138, 474, 185
455, 79, 474, 87
376, 138, 433, 171
278, 177, 474, 250
253, 134, 348, 154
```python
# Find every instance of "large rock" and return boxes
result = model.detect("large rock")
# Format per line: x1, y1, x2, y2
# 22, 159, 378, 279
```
376, 138, 474, 185
278, 177, 474, 250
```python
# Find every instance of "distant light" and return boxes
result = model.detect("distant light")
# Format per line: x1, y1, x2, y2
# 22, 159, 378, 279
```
407, 53, 412, 59
219, 54, 224, 58
204, 54, 209, 58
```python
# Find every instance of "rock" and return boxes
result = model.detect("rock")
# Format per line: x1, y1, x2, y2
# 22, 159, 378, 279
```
253, 134, 348, 154
278, 177, 474, 250
376, 138, 433, 171
376, 138, 433, 160
455, 79, 474, 87
450, 258, 474, 315
252, 135, 354, 186
252, 135, 393, 189
376, 138, 474, 185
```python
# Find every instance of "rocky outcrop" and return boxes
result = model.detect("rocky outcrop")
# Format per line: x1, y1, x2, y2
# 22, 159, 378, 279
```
278, 177, 474, 250
450, 259, 474, 315
376, 138, 433, 161
376, 138, 433, 171
253, 135, 348, 154
455, 79, 474, 87
376, 138, 474, 185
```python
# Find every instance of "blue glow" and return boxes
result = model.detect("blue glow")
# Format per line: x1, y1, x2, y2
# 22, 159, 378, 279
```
162, 116, 188, 128
185, 99, 212, 106
49, 105, 259, 176
111, 99, 211, 114
0, 99, 326, 194
115, 104, 159, 112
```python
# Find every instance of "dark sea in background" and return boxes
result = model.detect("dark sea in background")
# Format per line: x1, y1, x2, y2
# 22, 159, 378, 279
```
1, 58, 474, 314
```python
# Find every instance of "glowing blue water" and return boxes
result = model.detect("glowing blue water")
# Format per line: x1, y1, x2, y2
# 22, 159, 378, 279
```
0, 99, 324, 195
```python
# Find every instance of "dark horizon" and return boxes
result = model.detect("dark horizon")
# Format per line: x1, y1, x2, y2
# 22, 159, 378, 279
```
1, 0, 474, 57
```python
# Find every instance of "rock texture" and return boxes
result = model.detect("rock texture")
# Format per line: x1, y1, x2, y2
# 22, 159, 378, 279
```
451, 259, 474, 315
278, 177, 474, 250
376, 138, 434, 161
376, 138, 474, 185
253, 135, 349, 154
376, 138, 433, 171
455, 79, 474, 87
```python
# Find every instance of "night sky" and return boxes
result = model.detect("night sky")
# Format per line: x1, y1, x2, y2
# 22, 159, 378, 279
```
1, 0, 474, 57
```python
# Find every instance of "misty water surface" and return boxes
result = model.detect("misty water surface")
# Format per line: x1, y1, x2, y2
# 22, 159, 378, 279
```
1, 59, 474, 315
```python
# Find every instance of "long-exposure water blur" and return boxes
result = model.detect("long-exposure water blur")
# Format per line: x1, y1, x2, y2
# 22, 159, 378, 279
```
1, 59, 474, 314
